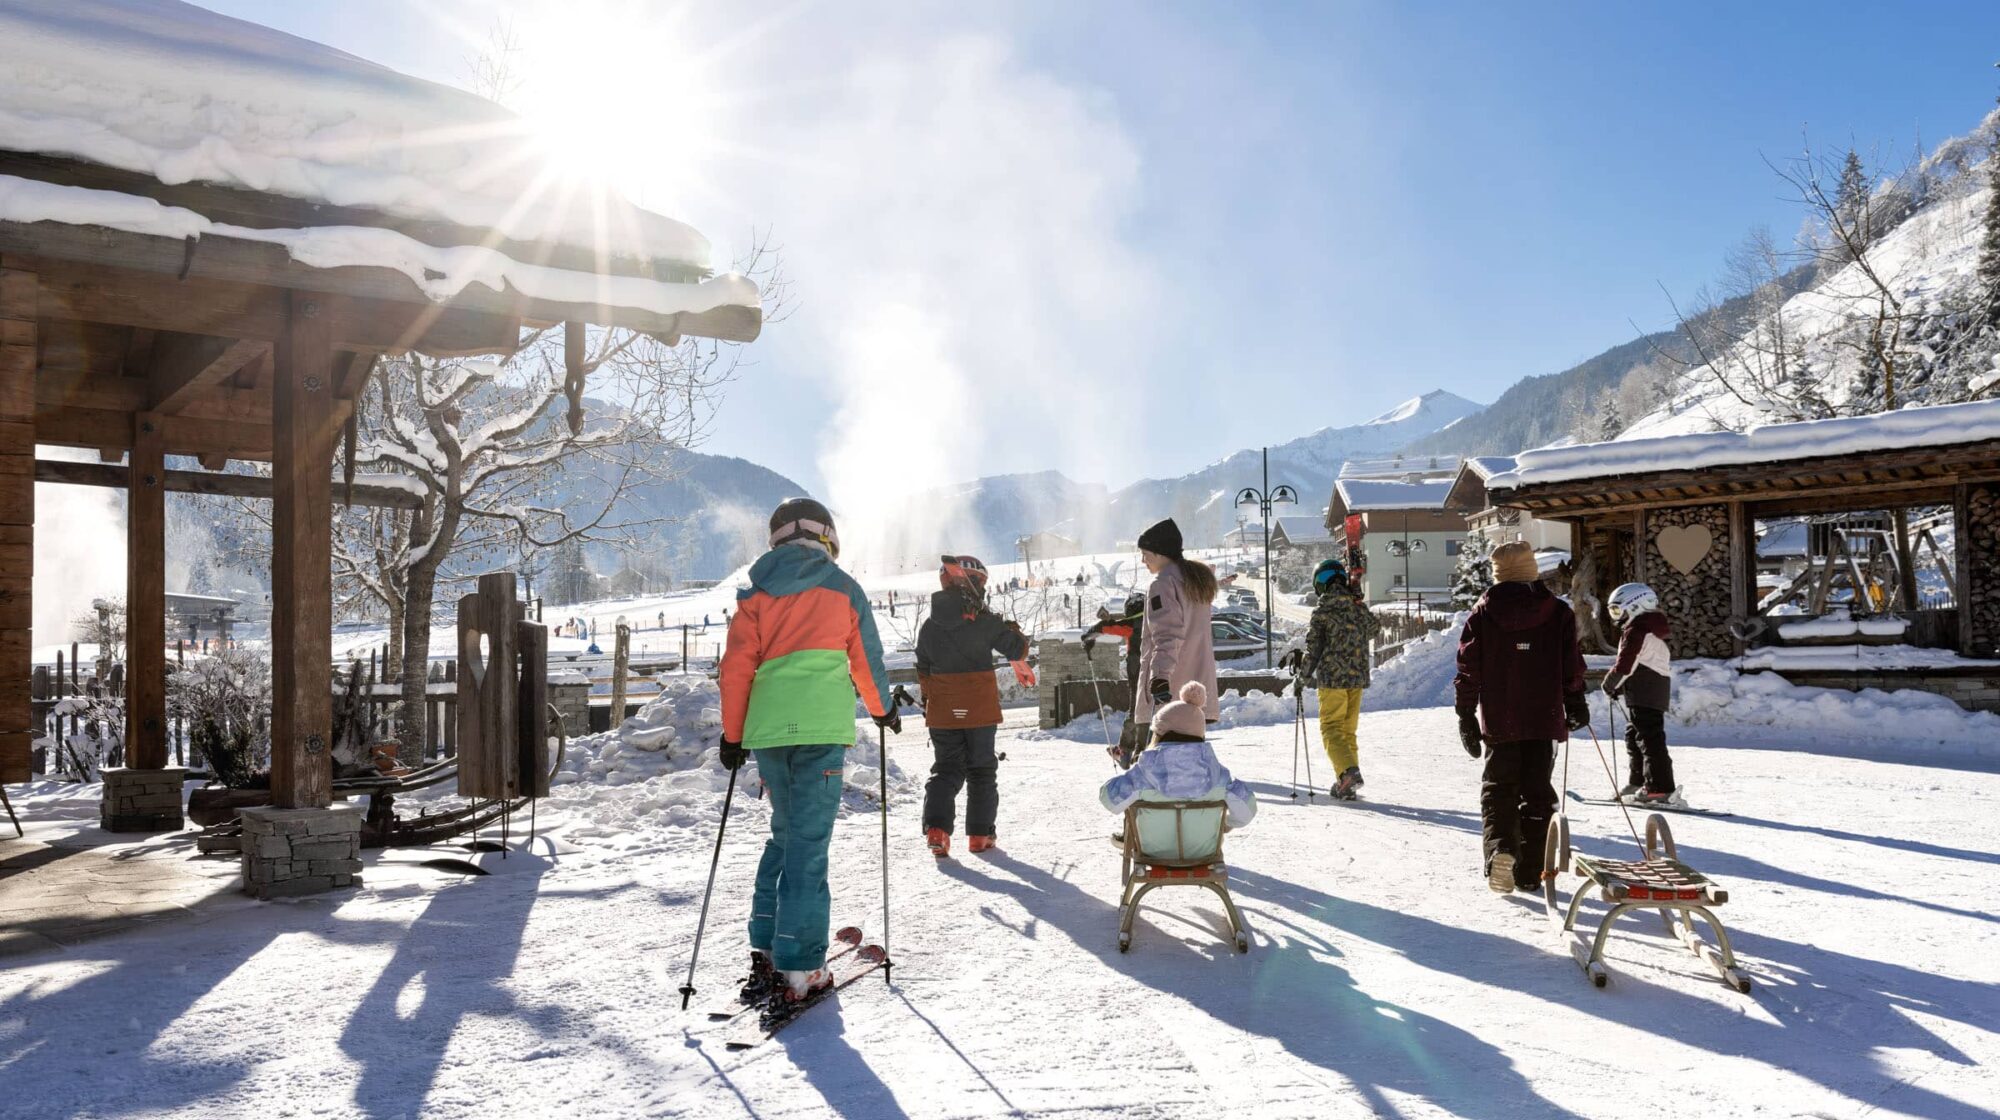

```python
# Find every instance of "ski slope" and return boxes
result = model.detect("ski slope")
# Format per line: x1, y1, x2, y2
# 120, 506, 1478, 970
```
4, 704, 1996, 1119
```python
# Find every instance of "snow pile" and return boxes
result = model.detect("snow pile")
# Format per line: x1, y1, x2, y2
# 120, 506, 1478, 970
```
1774, 610, 1907, 640
1660, 664, 2000, 750
1366, 619, 1465, 710
547, 676, 915, 840
1734, 644, 2000, 672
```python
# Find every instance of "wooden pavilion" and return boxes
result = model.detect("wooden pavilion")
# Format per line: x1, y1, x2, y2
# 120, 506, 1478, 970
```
1482, 402, 2000, 667
0, 1, 761, 862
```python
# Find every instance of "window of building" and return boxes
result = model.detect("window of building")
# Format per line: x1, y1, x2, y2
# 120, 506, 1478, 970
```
1445, 539, 1463, 556
1392, 574, 1406, 587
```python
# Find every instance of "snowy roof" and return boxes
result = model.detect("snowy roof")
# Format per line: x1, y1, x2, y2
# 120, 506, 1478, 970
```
0, 0, 757, 330
1271, 515, 1334, 544
1464, 456, 1517, 480
1334, 478, 1454, 512
1338, 454, 1461, 480
1488, 400, 2000, 490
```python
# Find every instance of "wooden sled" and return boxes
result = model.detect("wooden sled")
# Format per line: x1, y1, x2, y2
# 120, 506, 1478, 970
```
1117, 799, 1251, 954
1542, 813, 1751, 992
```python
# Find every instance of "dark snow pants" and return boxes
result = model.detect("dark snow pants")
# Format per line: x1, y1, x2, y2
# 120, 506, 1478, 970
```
1481, 739, 1556, 888
923, 726, 999, 837
1623, 705, 1676, 794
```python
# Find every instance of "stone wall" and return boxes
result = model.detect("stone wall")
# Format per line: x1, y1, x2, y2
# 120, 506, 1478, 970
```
239, 803, 363, 899
1966, 483, 2000, 658
1036, 637, 1128, 729
99, 766, 185, 832
548, 676, 591, 740
1642, 504, 1733, 659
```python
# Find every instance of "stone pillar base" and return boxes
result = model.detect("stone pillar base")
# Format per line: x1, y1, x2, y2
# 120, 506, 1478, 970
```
99, 766, 187, 832
239, 804, 364, 899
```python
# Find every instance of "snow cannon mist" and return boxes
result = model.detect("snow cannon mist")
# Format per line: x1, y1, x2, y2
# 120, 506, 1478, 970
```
33, 448, 128, 651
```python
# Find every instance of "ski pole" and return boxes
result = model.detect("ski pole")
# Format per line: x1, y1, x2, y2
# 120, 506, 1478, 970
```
1298, 684, 1315, 802
877, 718, 893, 986
1289, 685, 1301, 800
679, 765, 739, 1011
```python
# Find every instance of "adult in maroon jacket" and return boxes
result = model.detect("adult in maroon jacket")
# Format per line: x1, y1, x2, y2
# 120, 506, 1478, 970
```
1453, 542, 1590, 893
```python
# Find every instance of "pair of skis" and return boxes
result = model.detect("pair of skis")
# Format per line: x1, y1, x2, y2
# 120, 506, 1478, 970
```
1564, 790, 1731, 817
702, 925, 890, 1050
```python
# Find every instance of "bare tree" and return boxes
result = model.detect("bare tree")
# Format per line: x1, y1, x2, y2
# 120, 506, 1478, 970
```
1657, 225, 1826, 428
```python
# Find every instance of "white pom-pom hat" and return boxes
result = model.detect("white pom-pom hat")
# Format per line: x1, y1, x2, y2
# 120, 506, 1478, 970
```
1150, 681, 1209, 740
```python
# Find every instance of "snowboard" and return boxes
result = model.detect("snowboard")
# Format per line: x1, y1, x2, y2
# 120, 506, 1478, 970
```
724, 943, 889, 1050
1565, 790, 1732, 817
703, 926, 864, 1022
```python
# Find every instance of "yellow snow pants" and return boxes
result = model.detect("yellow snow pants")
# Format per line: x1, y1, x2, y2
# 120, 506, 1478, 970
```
1316, 687, 1362, 773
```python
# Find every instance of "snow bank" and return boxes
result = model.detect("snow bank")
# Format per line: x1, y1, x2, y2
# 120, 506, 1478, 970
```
1654, 664, 2000, 750
547, 676, 915, 841
1366, 619, 1465, 711
1774, 610, 1907, 640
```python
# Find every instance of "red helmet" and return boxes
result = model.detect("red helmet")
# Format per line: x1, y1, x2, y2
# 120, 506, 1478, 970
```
940, 554, 989, 596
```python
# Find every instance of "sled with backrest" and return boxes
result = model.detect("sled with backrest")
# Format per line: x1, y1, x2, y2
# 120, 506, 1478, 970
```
1118, 794, 1250, 954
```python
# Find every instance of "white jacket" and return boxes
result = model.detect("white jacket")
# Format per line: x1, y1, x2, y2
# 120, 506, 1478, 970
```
1099, 739, 1256, 829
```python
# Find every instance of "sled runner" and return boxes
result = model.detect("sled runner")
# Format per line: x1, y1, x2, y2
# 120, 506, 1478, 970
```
1541, 812, 1751, 992
1117, 798, 1250, 954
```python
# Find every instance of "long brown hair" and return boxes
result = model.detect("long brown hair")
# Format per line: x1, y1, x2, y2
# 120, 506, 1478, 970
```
1175, 557, 1218, 602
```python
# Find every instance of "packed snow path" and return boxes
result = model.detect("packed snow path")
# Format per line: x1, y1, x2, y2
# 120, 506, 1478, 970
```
4, 708, 1997, 1119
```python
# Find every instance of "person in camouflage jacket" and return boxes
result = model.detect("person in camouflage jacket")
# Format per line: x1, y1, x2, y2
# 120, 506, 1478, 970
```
1299, 557, 1377, 800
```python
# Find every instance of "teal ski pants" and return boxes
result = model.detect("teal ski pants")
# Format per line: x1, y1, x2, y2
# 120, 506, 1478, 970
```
748, 743, 846, 971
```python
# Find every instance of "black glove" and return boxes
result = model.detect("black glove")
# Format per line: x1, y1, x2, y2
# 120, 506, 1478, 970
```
1564, 693, 1590, 731
1149, 679, 1172, 705
873, 711, 902, 735
720, 741, 747, 771
1602, 675, 1624, 700
1081, 636, 1096, 656
1456, 704, 1483, 759
1277, 649, 1302, 672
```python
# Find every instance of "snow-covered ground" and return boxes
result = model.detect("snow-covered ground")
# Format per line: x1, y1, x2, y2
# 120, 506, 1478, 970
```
5, 691, 1997, 1119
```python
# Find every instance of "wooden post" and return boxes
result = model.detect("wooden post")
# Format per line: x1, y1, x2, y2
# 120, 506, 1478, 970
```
456, 572, 519, 798
1890, 507, 1919, 611
1956, 483, 1972, 655
0, 263, 35, 784
1632, 508, 1649, 584
610, 623, 631, 729
269, 292, 338, 809
516, 618, 550, 798
125, 410, 167, 768
1727, 501, 1751, 656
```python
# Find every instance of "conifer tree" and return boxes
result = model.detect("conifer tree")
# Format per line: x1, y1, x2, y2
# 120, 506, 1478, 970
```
1449, 534, 1494, 610
1980, 121, 2000, 327
1835, 149, 1868, 246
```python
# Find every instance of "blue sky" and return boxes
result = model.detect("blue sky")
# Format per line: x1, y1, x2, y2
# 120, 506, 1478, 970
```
210, 0, 2000, 500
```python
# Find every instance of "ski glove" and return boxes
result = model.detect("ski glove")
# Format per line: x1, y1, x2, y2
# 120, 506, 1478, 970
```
1149, 679, 1172, 705
1602, 674, 1625, 700
873, 711, 902, 735
1455, 704, 1483, 759
1563, 693, 1591, 731
720, 742, 747, 771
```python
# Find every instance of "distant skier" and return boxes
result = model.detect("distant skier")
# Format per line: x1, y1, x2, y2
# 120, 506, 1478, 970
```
1603, 583, 1679, 807
1082, 592, 1147, 766
717, 497, 897, 1006
915, 555, 1030, 857
1134, 519, 1219, 729
1298, 557, 1376, 801
1454, 541, 1589, 894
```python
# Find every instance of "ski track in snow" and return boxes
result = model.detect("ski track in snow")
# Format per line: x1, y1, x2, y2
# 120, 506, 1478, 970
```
4, 707, 1998, 1119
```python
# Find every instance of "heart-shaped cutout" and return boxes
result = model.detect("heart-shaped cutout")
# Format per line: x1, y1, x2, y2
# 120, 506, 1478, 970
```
1655, 524, 1713, 576
1728, 616, 1767, 642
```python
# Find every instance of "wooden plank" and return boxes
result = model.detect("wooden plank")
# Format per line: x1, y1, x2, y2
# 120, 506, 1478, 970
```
1956, 483, 1973, 657
36, 365, 271, 421
0, 730, 27, 785
35, 405, 272, 460
149, 332, 269, 414
269, 291, 338, 809
18, 253, 525, 356
516, 619, 549, 799
1632, 508, 1648, 584
2, 220, 756, 345
33, 457, 422, 509
126, 411, 167, 769
457, 572, 520, 799
0, 266, 32, 760
1727, 501, 1750, 657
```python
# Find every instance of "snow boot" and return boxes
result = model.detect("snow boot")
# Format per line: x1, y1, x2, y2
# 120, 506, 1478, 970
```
1486, 850, 1516, 894
967, 834, 996, 854
1332, 766, 1363, 801
1616, 783, 1642, 800
925, 828, 951, 859
780, 966, 834, 1002
738, 949, 778, 1004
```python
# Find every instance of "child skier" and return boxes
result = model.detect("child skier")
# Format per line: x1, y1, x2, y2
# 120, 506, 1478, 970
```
1099, 681, 1256, 830
1454, 541, 1589, 894
717, 498, 897, 1007
915, 555, 1031, 857
1299, 557, 1375, 801
1603, 582, 1679, 807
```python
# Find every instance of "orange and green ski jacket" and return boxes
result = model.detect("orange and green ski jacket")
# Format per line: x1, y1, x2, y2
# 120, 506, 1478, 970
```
720, 544, 892, 749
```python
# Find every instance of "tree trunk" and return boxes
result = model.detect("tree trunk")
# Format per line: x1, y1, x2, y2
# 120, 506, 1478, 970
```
398, 574, 435, 754
384, 586, 404, 687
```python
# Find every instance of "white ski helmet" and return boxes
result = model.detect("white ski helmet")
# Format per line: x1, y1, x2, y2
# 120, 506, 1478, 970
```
1607, 582, 1660, 623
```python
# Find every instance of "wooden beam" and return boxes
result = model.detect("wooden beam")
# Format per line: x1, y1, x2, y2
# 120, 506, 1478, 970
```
19, 253, 525, 356
0, 262, 33, 784
149, 332, 269, 414
33, 457, 422, 509
270, 292, 339, 809
36, 405, 273, 460
1, 219, 757, 345
126, 411, 167, 769
1727, 501, 1751, 657
37, 365, 271, 422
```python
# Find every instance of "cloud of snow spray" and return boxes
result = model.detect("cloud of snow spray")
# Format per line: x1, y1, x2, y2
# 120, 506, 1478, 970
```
33, 446, 126, 649
756, 34, 1158, 575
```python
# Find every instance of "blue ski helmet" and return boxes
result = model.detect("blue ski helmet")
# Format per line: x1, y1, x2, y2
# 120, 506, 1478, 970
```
1313, 557, 1349, 591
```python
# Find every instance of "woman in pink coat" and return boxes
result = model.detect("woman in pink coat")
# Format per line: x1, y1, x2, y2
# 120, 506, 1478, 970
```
1132, 518, 1221, 726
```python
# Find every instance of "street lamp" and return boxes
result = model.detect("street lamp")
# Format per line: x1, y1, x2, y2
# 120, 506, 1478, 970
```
1235, 447, 1298, 670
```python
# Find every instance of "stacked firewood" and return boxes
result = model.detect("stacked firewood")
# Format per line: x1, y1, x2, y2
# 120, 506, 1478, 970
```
1969, 485, 2000, 657
1645, 504, 1734, 659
